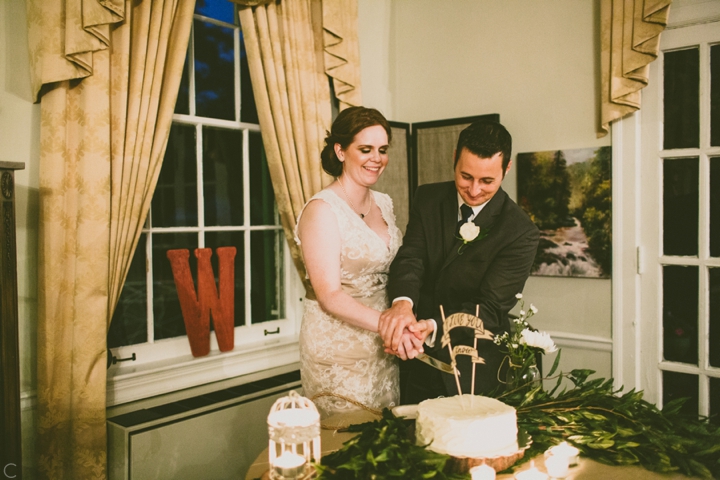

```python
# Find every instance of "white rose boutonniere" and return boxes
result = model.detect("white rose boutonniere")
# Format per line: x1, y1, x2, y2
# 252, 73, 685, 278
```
456, 220, 490, 254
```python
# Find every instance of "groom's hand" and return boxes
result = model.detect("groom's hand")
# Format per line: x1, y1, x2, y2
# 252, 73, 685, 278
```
384, 329, 423, 360
379, 300, 416, 352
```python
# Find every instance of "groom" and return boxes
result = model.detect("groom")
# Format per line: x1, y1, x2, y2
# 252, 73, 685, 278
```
380, 121, 539, 404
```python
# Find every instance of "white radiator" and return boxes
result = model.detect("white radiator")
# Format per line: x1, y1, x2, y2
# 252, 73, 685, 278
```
107, 371, 301, 480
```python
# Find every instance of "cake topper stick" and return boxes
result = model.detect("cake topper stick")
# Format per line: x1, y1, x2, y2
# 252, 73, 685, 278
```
471, 304, 479, 396
440, 305, 463, 395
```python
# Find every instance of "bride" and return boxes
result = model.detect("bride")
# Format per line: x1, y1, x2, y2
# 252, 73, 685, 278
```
295, 107, 430, 418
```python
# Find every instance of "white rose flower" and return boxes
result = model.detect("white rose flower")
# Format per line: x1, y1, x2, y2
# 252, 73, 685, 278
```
515, 293, 523, 299
459, 221, 480, 242
519, 328, 557, 354
519, 310, 526, 317
530, 304, 538, 314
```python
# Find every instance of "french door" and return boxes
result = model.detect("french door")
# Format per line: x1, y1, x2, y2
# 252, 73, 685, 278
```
640, 21, 720, 418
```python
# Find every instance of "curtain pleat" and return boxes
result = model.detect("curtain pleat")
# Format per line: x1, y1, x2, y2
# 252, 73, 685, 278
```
322, 0, 362, 111
238, 0, 339, 287
28, 1, 194, 478
599, 0, 672, 137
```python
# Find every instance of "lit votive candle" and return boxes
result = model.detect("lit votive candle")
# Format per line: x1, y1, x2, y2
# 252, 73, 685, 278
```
545, 454, 570, 479
470, 462, 496, 480
548, 442, 580, 466
515, 462, 549, 480
273, 451, 306, 479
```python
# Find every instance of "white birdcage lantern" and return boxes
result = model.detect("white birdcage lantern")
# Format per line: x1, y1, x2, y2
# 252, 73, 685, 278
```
267, 390, 321, 480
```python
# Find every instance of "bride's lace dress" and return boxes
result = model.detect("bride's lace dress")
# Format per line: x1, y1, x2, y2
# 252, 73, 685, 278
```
295, 188, 402, 418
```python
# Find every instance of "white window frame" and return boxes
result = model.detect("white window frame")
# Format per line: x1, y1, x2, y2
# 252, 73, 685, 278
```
106, 10, 303, 407
613, 8, 720, 411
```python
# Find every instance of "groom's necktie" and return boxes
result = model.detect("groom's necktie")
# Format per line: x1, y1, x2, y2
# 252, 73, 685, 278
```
457, 203, 474, 234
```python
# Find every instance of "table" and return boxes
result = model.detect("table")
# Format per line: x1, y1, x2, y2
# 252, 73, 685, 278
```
246, 426, 698, 480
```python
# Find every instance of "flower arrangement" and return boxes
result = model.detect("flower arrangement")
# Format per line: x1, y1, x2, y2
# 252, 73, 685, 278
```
494, 293, 557, 390
456, 221, 490, 254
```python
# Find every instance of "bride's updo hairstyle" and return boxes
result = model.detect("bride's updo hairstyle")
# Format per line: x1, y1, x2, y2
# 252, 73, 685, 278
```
321, 106, 392, 177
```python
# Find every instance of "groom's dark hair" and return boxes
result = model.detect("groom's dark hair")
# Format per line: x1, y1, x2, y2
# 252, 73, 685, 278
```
454, 121, 512, 172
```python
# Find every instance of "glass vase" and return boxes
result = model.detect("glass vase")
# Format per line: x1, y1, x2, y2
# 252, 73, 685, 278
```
505, 362, 541, 392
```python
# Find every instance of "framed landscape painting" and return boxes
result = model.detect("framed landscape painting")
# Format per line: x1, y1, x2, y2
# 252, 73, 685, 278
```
516, 146, 612, 278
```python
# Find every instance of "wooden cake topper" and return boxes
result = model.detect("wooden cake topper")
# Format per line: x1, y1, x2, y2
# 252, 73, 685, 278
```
440, 305, 495, 396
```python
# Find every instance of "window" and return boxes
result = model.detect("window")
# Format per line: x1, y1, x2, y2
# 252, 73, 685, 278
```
107, 0, 301, 405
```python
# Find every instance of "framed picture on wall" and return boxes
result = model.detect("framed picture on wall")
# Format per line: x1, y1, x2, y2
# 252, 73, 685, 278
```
516, 146, 612, 278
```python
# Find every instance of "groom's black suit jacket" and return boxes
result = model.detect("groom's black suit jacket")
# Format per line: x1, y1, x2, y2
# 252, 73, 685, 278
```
388, 181, 539, 404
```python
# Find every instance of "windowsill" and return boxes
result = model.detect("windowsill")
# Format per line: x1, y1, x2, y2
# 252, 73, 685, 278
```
106, 335, 300, 407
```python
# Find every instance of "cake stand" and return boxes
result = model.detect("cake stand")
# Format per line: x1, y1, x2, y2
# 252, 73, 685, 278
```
444, 429, 532, 474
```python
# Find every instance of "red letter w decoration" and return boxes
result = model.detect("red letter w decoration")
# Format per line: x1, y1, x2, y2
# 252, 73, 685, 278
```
166, 247, 237, 357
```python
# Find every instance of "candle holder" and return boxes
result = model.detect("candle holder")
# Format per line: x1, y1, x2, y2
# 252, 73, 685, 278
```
267, 390, 321, 480
546, 441, 579, 467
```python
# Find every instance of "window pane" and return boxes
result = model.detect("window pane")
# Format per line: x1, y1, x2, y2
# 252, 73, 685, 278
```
663, 265, 698, 364
663, 371, 699, 416
711, 157, 720, 257
664, 48, 699, 149
203, 127, 243, 226
152, 124, 198, 227
195, 0, 235, 24
206, 231, 245, 328
250, 132, 276, 225
710, 268, 720, 368
153, 233, 198, 341
240, 32, 258, 124
194, 19, 235, 121
711, 377, 720, 426
711, 45, 720, 147
250, 230, 283, 323
108, 234, 148, 348
663, 158, 698, 256
174, 50, 190, 115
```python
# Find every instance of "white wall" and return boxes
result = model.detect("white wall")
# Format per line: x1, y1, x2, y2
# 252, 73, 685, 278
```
358, 0, 613, 381
1, 0, 40, 476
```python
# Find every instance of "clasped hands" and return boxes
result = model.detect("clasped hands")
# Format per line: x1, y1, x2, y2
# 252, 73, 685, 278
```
378, 300, 433, 360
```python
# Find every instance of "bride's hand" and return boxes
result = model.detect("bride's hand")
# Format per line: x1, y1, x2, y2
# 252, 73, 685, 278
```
385, 328, 425, 360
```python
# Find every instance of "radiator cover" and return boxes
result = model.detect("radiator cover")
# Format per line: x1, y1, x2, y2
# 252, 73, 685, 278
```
108, 370, 301, 480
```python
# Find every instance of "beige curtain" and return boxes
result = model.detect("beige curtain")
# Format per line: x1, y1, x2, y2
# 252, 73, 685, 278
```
599, 0, 672, 137
27, 1, 194, 478
235, 0, 363, 286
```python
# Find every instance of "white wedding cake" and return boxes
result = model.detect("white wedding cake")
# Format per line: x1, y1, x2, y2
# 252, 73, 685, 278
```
415, 394, 519, 458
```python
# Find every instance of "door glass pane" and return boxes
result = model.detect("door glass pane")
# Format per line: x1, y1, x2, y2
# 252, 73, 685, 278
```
710, 268, 720, 368
206, 232, 246, 328
663, 265, 698, 364
194, 19, 235, 121
711, 377, 720, 426
153, 233, 198, 341
663, 158, 698, 256
203, 127, 243, 226
250, 132, 276, 226
663, 371, 699, 416
250, 230, 283, 323
664, 47, 699, 149
711, 45, 720, 147
108, 234, 148, 347
711, 157, 720, 257
152, 124, 198, 227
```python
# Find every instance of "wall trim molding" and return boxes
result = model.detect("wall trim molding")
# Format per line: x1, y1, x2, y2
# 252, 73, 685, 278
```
546, 330, 612, 352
